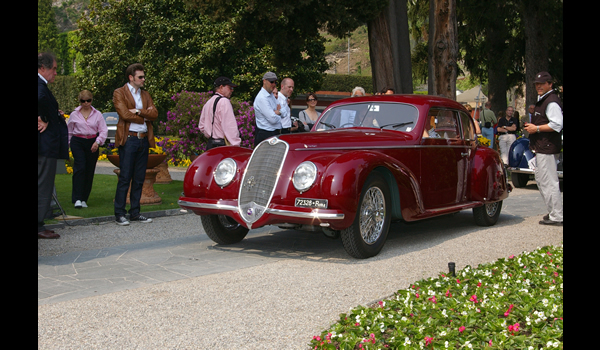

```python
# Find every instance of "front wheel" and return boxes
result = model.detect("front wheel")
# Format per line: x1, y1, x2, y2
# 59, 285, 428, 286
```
341, 173, 391, 259
473, 201, 502, 226
201, 214, 249, 244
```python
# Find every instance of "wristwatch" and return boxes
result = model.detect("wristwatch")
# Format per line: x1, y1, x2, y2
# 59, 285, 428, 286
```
135, 109, 140, 115
536, 126, 540, 133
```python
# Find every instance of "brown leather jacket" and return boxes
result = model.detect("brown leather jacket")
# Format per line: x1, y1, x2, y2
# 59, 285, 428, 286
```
113, 84, 158, 148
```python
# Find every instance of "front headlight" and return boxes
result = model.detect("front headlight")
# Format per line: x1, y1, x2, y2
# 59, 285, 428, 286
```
214, 158, 236, 187
293, 161, 317, 192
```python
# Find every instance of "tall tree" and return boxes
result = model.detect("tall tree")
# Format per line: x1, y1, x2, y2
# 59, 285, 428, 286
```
368, 0, 413, 94
428, 0, 458, 99
38, 0, 58, 52
520, 0, 563, 107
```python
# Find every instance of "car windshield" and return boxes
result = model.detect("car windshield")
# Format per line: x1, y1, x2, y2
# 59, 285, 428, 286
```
103, 113, 119, 125
315, 102, 419, 132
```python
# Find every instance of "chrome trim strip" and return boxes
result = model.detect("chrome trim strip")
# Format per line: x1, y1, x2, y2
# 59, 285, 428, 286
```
178, 200, 345, 220
266, 208, 345, 220
294, 144, 471, 151
178, 200, 237, 211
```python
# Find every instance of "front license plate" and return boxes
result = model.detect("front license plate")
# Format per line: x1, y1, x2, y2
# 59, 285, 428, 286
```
295, 198, 328, 209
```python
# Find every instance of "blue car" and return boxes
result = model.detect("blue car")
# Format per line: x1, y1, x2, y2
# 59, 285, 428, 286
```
507, 137, 563, 188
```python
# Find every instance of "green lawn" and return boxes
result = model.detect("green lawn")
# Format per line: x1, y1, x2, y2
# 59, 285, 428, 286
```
50, 173, 184, 222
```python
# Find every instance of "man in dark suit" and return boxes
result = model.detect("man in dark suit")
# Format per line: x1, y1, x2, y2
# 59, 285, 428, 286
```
38, 52, 68, 238
113, 63, 158, 225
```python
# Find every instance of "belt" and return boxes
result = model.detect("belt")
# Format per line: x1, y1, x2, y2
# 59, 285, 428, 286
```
127, 131, 147, 138
74, 134, 97, 139
280, 127, 291, 134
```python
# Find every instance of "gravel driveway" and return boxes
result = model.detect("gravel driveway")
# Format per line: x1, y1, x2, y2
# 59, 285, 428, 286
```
38, 185, 563, 349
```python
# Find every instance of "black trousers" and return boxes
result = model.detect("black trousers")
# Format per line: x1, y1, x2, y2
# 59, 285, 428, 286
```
70, 136, 99, 203
253, 128, 280, 147
38, 155, 57, 232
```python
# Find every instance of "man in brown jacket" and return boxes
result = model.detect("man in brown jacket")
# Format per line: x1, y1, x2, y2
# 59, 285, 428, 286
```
113, 63, 158, 226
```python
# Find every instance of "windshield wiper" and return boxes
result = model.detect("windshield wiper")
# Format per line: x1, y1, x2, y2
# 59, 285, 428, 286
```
319, 121, 337, 129
377, 121, 414, 130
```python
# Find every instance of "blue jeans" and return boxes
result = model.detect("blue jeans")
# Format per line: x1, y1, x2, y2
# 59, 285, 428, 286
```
114, 136, 149, 218
481, 127, 494, 148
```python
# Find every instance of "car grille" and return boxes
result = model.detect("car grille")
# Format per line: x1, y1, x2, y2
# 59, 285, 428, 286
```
238, 138, 289, 225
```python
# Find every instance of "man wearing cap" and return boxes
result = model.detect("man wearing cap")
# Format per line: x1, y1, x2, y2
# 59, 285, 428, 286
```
524, 71, 563, 226
199, 76, 242, 149
253, 71, 283, 147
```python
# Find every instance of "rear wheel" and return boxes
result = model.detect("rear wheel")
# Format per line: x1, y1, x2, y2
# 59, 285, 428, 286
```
473, 201, 502, 226
201, 214, 249, 244
341, 173, 391, 259
511, 172, 530, 188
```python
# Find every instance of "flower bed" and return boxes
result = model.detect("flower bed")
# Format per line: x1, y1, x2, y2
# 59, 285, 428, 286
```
310, 244, 563, 349
158, 90, 256, 164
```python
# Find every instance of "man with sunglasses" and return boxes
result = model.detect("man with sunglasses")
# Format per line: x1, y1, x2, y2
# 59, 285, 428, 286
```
253, 71, 283, 147
112, 63, 158, 226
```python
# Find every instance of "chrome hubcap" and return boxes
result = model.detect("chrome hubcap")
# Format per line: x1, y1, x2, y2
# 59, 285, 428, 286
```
359, 187, 385, 245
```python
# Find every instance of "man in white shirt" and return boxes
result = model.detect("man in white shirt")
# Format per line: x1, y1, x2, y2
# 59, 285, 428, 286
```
524, 71, 563, 226
277, 78, 295, 133
253, 71, 283, 147
112, 63, 158, 226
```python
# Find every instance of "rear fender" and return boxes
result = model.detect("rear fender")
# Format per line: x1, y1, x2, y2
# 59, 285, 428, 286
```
471, 147, 509, 202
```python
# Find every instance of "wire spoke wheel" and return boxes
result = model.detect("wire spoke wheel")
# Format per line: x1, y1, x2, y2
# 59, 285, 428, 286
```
359, 187, 386, 245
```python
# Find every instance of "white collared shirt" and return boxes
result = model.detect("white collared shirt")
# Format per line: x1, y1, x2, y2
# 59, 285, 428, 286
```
127, 83, 147, 133
38, 73, 48, 84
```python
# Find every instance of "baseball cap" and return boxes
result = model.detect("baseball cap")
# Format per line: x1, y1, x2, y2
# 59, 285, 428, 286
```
214, 76, 238, 87
534, 71, 552, 83
262, 71, 277, 82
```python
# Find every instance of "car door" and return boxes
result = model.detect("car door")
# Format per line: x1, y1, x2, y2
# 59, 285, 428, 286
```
421, 108, 469, 208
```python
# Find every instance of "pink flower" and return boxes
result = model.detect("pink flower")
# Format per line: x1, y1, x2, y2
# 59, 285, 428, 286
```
415, 293, 420, 298
445, 290, 452, 297
456, 278, 461, 284
459, 326, 466, 333
489, 340, 493, 346
508, 254, 515, 259
428, 295, 437, 303
425, 336, 434, 346
470, 295, 478, 303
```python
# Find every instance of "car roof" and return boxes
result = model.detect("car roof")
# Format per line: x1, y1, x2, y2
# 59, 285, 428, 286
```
327, 94, 467, 111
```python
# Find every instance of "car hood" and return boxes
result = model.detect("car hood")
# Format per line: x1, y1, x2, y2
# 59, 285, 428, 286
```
278, 128, 415, 151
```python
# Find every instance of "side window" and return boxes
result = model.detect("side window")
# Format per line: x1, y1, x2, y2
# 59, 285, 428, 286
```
423, 108, 460, 139
459, 111, 475, 140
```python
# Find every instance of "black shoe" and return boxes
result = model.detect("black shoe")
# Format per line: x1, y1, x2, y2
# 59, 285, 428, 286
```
130, 215, 153, 223
116, 216, 130, 226
539, 218, 562, 226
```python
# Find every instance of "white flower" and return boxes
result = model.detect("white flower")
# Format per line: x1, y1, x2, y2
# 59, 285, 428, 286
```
542, 298, 549, 306
445, 341, 449, 348
404, 337, 411, 345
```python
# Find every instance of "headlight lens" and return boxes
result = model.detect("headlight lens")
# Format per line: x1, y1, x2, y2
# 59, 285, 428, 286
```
214, 158, 236, 187
293, 161, 317, 192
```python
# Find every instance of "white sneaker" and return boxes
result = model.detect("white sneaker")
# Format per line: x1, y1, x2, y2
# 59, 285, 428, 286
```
74, 200, 82, 209
81, 201, 88, 208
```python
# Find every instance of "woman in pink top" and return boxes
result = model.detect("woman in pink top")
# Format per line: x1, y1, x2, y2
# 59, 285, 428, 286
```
67, 90, 108, 208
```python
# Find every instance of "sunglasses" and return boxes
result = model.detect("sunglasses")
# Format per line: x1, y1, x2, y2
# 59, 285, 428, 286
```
80, 99, 92, 103
308, 98, 317, 102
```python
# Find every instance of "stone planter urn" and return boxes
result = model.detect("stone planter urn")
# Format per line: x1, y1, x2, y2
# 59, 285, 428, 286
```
107, 154, 167, 205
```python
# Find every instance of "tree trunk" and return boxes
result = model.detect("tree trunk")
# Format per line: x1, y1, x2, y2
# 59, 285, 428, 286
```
428, 0, 458, 100
522, 0, 550, 108
368, 0, 413, 94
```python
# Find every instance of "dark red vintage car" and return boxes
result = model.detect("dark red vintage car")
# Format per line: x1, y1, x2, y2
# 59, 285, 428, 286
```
179, 95, 511, 258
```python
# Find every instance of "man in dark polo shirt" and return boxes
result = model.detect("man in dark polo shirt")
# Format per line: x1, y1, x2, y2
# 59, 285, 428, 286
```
524, 71, 563, 226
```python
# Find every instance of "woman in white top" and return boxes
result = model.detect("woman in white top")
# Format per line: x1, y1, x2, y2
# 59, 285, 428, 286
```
298, 92, 321, 131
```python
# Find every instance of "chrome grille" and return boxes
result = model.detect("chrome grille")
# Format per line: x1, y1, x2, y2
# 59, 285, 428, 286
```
238, 138, 288, 225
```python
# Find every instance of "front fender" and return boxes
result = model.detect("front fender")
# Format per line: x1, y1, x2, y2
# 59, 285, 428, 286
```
182, 146, 253, 199
320, 150, 421, 228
